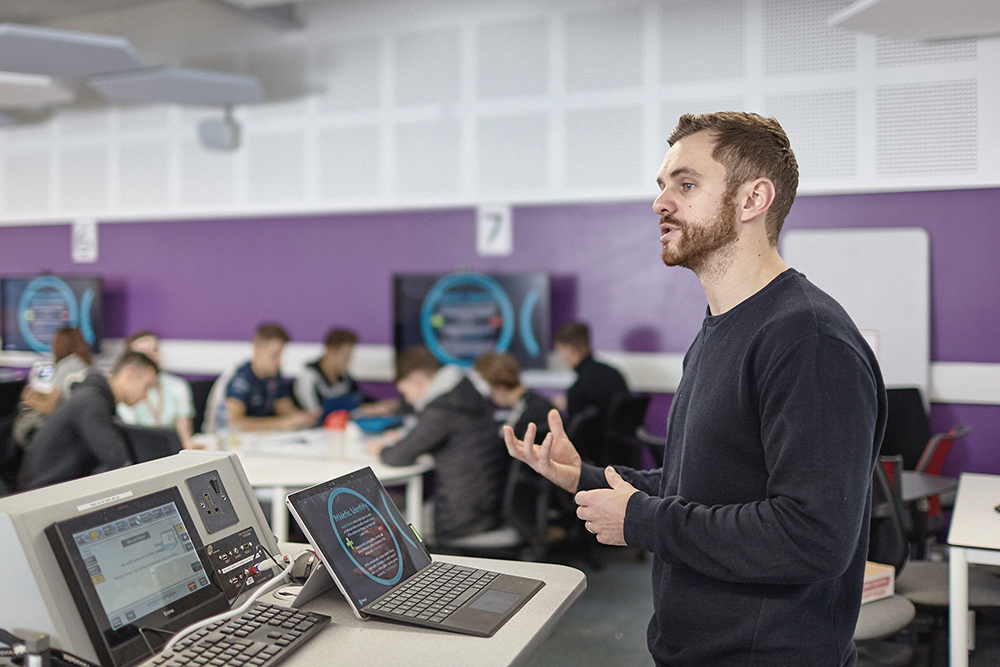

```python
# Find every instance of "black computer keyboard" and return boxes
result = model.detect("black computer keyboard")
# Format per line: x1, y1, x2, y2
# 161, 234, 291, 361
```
140, 603, 330, 667
365, 561, 500, 623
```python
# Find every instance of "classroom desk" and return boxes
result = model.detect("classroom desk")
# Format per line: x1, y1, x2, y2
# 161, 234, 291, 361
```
195, 427, 433, 543
946, 473, 1000, 667
267, 549, 587, 667
900, 470, 957, 503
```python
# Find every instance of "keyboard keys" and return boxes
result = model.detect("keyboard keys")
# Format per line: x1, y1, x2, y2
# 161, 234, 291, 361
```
136, 603, 329, 667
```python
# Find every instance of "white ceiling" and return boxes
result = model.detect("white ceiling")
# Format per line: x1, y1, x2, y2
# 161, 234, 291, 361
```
830, 0, 1000, 40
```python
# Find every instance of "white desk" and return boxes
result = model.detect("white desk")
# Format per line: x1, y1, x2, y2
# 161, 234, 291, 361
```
268, 551, 587, 667
196, 427, 433, 542
947, 473, 1000, 667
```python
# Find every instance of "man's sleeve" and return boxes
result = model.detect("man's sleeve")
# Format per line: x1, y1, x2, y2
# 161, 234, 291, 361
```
578, 462, 662, 496
380, 408, 452, 466
622, 333, 880, 585
225, 371, 250, 403
293, 373, 319, 412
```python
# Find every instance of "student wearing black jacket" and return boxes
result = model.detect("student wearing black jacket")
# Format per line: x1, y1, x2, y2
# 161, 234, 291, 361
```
18, 351, 159, 491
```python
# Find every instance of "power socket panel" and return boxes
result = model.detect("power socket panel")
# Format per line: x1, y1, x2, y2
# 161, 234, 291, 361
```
186, 469, 239, 534
206, 526, 275, 600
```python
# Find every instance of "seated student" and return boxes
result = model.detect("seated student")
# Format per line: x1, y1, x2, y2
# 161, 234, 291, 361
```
474, 351, 554, 440
293, 328, 399, 418
552, 321, 629, 462
369, 346, 507, 544
116, 330, 201, 449
17, 351, 159, 491
225, 323, 319, 432
12, 327, 93, 449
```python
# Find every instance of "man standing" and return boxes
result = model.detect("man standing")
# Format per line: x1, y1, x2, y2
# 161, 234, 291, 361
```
506, 112, 885, 666
18, 351, 160, 490
225, 323, 318, 431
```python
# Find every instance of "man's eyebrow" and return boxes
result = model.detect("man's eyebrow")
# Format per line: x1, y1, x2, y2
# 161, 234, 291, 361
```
670, 166, 702, 179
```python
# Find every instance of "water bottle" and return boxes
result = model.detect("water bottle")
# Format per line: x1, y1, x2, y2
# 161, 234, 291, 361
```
215, 399, 231, 450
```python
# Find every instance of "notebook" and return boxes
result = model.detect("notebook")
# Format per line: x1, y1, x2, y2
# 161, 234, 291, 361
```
285, 467, 544, 637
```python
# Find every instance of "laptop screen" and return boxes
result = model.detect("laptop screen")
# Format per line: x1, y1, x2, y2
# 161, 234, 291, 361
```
45, 487, 227, 667
287, 467, 432, 610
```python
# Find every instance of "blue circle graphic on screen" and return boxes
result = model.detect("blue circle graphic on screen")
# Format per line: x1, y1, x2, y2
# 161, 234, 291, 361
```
328, 488, 404, 586
419, 273, 515, 366
18, 276, 80, 354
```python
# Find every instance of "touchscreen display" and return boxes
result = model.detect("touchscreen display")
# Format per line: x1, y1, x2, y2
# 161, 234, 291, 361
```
288, 468, 431, 609
70, 499, 208, 629
46, 487, 227, 667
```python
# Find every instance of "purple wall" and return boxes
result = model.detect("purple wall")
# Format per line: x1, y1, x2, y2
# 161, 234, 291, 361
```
1, 187, 998, 474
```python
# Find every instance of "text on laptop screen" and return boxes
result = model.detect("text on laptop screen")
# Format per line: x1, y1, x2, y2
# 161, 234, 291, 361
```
289, 468, 431, 608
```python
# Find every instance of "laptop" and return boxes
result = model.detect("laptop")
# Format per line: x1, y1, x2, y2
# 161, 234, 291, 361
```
285, 467, 544, 637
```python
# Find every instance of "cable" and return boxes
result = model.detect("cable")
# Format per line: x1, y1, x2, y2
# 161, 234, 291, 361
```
161, 552, 299, 655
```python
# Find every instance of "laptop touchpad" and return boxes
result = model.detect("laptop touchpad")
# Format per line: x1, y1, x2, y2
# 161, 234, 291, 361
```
470, 590, 522, 614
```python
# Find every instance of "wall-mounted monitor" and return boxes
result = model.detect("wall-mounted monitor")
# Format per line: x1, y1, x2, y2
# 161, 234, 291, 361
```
394, 272, 550, 370
1, 274, 104, 354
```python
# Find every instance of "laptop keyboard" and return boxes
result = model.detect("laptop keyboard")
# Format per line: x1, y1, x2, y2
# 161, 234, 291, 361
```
365, 561, 499, 623
139, 603, 330, 667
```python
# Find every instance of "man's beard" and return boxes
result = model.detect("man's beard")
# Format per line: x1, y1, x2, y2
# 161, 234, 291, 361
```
660, 192, 739, 274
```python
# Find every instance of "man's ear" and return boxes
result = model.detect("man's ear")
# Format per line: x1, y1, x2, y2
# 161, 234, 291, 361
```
739, 177, 775, 223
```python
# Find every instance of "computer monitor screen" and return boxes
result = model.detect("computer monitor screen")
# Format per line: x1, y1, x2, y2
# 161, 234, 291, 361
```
45, 487, 228, 667
1, 274, 104, 354
393, 272, 550, 370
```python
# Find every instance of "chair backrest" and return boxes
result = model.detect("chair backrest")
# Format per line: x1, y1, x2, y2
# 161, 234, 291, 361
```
881, 387, 931, 470
121, 424, 183, 464
201, 368, 236, 434
605, 393, 652, 439
565, 405, 602, 464
189, 378, 217, 435
915, 424, 972, 475
869, 455, 909, 575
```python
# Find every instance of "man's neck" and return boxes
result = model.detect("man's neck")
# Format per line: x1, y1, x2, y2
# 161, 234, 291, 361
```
319, 356, 343, 383
698, 242, 788, 316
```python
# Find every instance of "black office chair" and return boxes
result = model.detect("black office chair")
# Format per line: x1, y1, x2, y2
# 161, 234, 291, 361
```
188, 377, 217, 435
599, 393, 652, 469
121, 424, 183, 463
0, 414, 21, 496
881, 388, 932, 470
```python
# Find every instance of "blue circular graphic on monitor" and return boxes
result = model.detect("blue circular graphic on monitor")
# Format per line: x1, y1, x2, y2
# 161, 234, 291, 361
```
327, 488, 403, 586
419, 273, 515, 366
18, 276, 80, 354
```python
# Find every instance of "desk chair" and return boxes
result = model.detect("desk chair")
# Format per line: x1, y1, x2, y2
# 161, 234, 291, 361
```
202, 368, 236, 434
914, 424, 971, 517
189, 378, 217, 435
881, 387, 932, 470
0, 378, 26, 421
0, 414, 21, 496
121, 424, 183, 463
434, 460, 574, 562
600, 393, 652, 469
855, 456, 916, 666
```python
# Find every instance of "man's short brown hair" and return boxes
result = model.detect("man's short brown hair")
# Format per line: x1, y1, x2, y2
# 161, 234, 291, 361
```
474, 352, 521, 390
254, 322, 290, 345
668, 111, 799, 246
324, 328, 358, 349
395, 346, 441, 383
553, 321, 591, 353
113, 350, 159, 376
